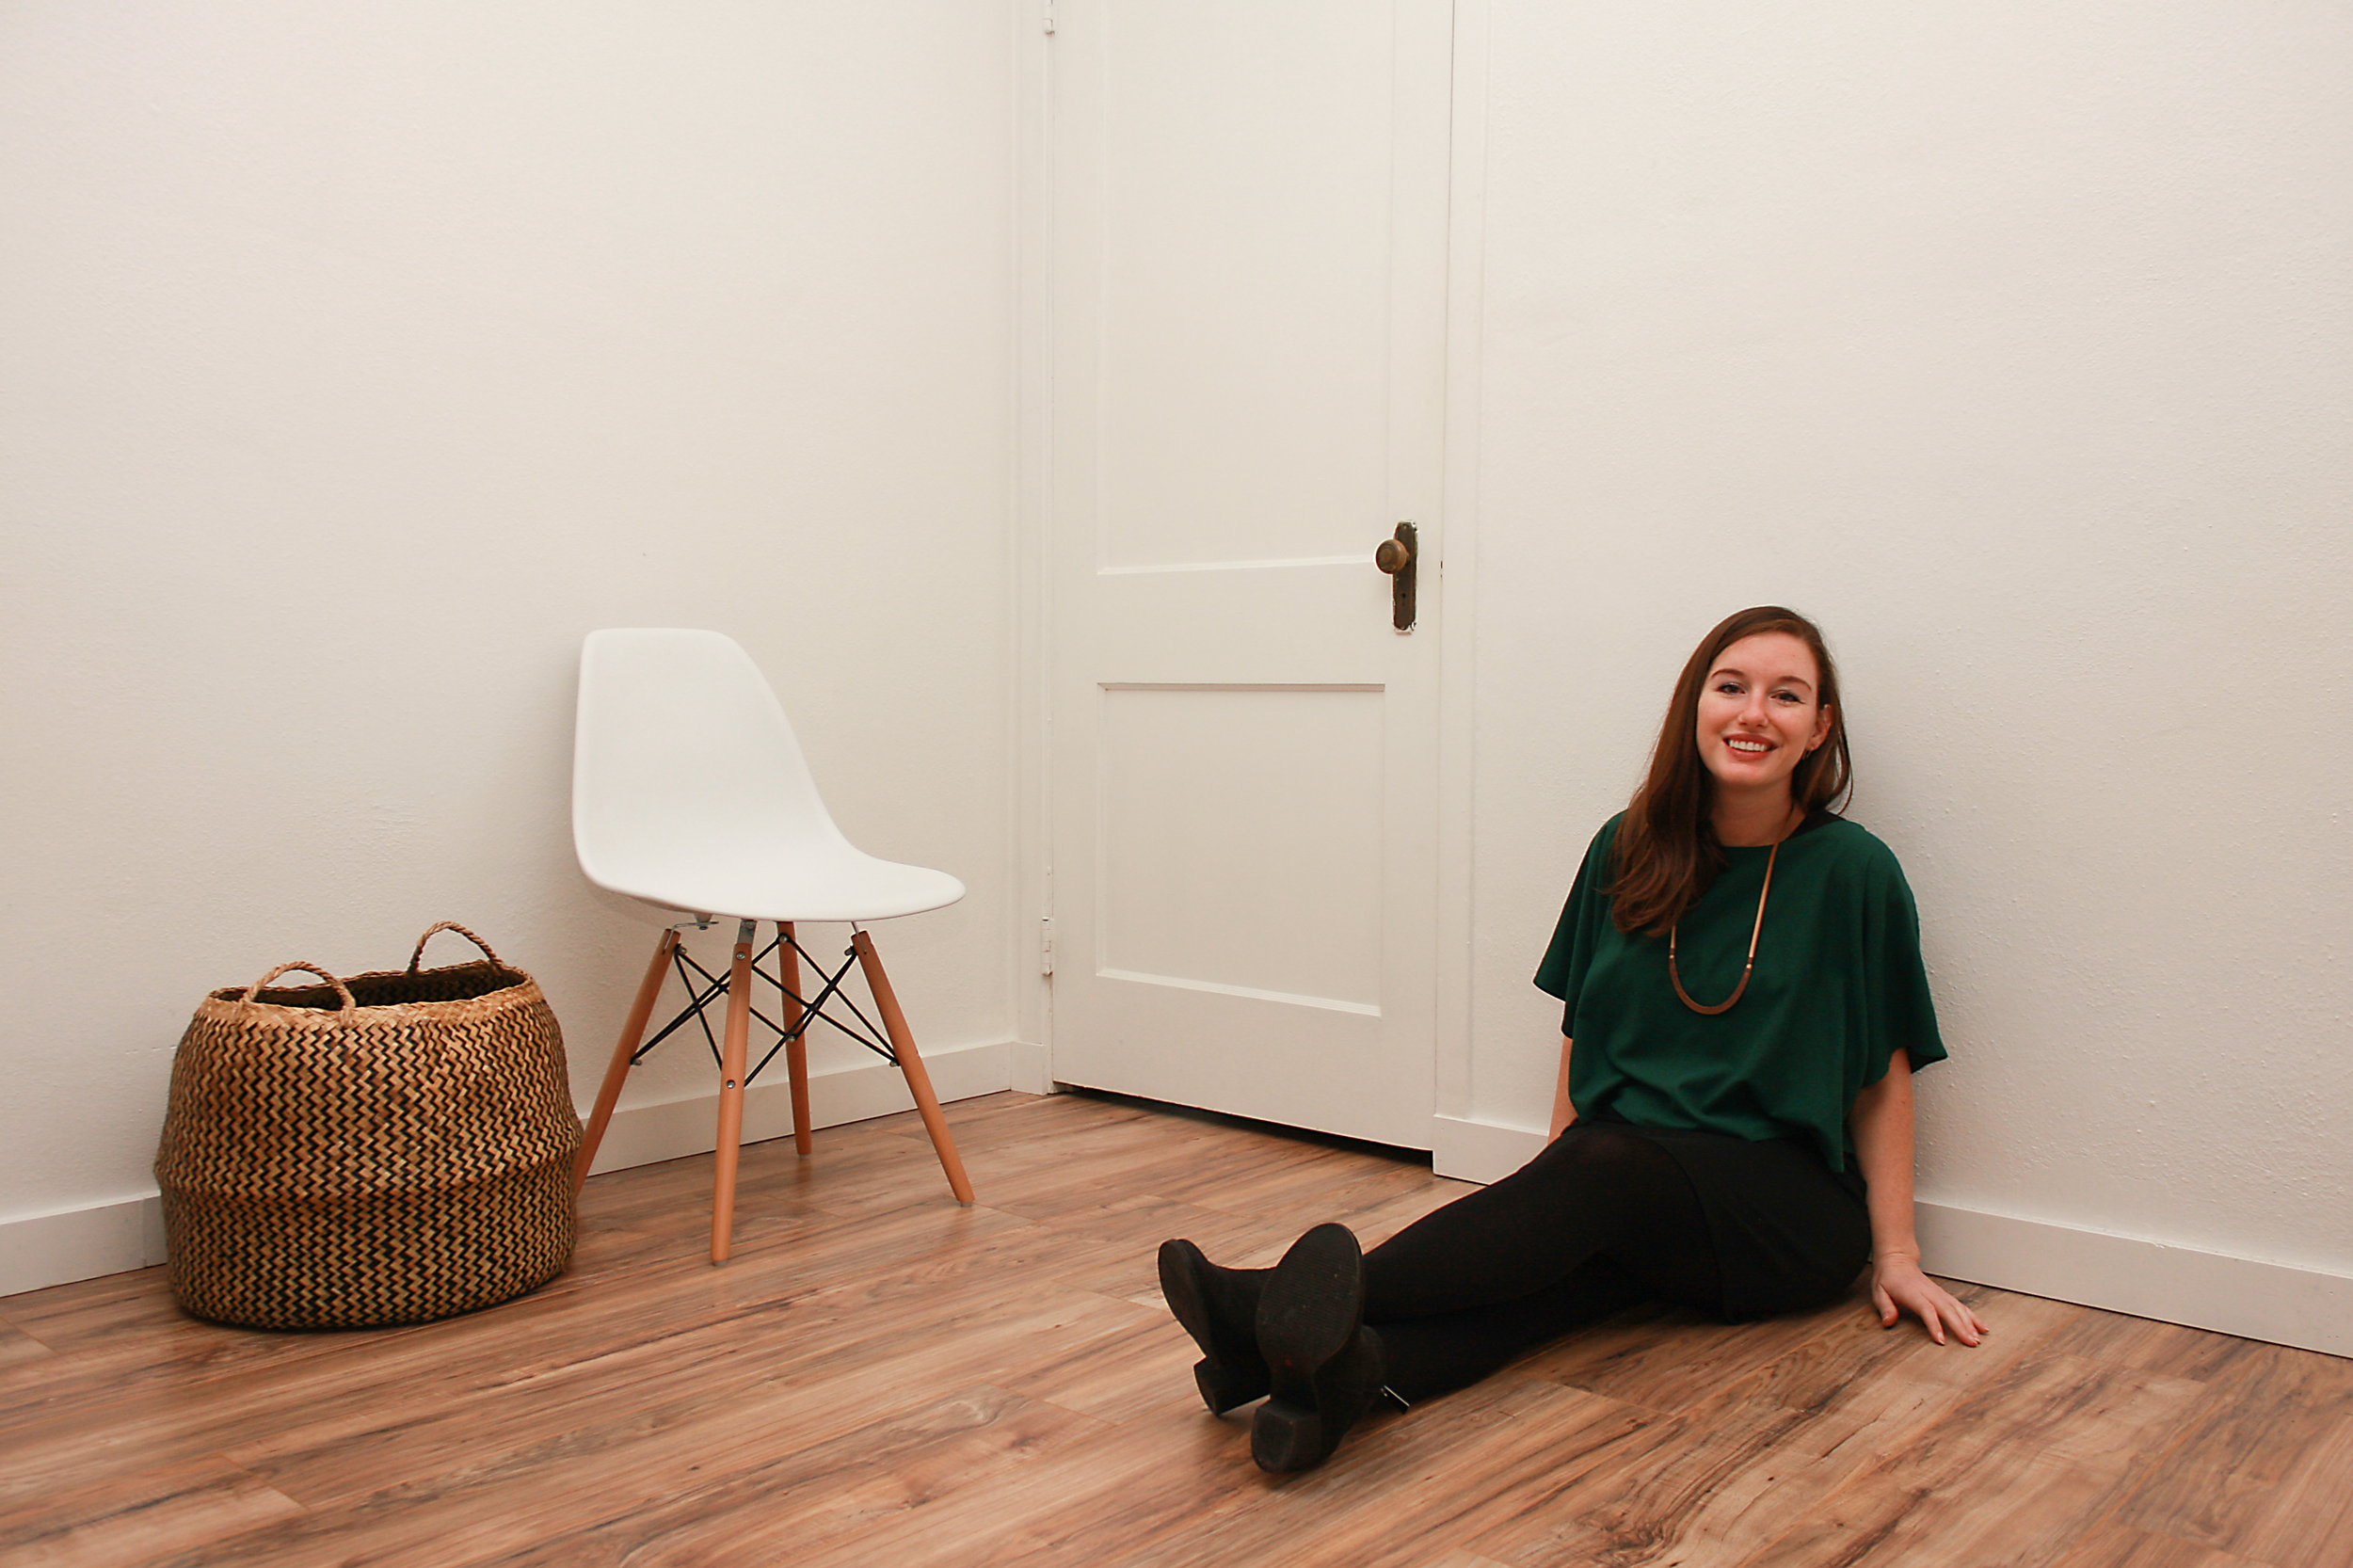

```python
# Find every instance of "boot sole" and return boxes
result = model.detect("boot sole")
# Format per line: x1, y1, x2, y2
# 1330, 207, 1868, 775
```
1253, 1224, 1366, 1469
1257, 1224, 1363, 1399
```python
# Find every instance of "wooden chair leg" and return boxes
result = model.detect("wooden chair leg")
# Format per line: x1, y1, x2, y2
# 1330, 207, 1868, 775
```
574, 927, 679, 1193
779, 922, 812, 1158
851, 929, 975, 1206
711, 920, 756, 1264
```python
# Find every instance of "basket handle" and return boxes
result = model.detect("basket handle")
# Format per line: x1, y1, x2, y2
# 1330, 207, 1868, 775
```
241, 962, 359, 1021
407, 920, 505, 975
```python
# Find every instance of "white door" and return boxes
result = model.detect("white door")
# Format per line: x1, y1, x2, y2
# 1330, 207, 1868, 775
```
1044, 0, 1452, 1148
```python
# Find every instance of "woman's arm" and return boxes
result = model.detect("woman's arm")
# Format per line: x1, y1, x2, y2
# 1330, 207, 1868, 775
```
1849, 1048, 1986, 1346
1549, 1036, 1577, 1139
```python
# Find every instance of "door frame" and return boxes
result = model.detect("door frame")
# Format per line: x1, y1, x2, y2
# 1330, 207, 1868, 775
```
1431, 0, 1491, 1171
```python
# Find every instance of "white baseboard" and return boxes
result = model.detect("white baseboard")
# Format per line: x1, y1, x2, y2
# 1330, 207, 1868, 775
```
1432, 1114, 2352, 1360
1431, 1112, 1547, 1186
0, 1038, 1024, 1302
1914, 1201, 2353, 1360
0, 1193, 170, 1302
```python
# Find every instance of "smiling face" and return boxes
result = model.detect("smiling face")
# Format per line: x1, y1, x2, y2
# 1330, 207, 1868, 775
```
1694, 632, 1834, 800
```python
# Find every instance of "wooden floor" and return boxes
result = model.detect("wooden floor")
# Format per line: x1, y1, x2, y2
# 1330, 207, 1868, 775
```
4, 1092, 2349, 1568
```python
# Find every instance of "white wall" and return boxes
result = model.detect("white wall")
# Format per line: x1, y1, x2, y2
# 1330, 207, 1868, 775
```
8, 0, 2347, 1351
0, 1, 1022, 1287
1462, 0, 2352, 1319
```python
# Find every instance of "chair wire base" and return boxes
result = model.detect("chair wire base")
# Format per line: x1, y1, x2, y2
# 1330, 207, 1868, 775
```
635, 925, 898, 1087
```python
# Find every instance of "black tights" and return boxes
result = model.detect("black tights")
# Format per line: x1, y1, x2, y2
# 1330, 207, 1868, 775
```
1360, 1122, 1720, 1402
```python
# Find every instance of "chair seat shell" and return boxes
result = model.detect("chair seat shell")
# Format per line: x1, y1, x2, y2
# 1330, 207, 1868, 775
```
573, 629, 966, 924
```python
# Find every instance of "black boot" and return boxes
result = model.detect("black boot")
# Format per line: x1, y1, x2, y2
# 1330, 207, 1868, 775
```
1251, 1223, 1386, 1472
1157, 1239, 1270, 1414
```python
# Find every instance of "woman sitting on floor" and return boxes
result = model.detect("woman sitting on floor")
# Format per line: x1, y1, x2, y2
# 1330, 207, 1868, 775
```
1158, 604, 1988, 1473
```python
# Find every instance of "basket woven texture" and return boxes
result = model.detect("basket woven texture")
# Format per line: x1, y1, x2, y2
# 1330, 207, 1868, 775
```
155, 923, 582, 1329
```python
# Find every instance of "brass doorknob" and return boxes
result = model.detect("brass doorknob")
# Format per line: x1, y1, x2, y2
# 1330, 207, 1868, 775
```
1375, 521, 1417, 632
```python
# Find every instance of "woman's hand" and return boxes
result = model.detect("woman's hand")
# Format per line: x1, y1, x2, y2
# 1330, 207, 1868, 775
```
1849, 1051, 1982, 1347
1870, 1254, 1987, 1346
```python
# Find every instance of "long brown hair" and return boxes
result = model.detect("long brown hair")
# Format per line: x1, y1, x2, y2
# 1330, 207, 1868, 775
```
1609, 606, 1851, 936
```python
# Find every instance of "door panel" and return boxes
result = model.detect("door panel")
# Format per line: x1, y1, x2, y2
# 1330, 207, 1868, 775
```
1098, 685, 1385, 1009
1048, 0, 1450, 1149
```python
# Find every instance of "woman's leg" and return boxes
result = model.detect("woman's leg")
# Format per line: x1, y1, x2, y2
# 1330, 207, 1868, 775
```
1363, 1122, 1719, 1320
1374, 1256, 1651, 1403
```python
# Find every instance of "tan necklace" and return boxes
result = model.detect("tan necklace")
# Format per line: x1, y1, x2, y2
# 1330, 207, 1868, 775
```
1669, 810, 1798, 1016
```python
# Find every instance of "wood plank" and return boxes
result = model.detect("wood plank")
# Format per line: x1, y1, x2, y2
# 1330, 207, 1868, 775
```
815, 1381, 1635, 1568
1124, 1378, 1658, 1568
2038, 1302, 2265, 1385
153, 1385, 1097, 1568
956, 1120, 1344, 1226
680, 1383, 1266, 1568
1, 1264, 192, 1350
0, 1454, 303, 1568
164, 1332, 1129, 1566
1000, 1190, 1295, 1304
1732, 1352, 2212, 1568
1705, 1286, 2086, 1416
453, 1385, 1098, 1568
1513, 1296, 1852, 1416
2046, 1523, 2280, 1568
0, 1276, 446, 1447
0, 1198, 1042, 1511
995, 1304, 1207, 1424
1164, 1139, 1435, 1222
0, 1209, 704, 1434
2114, 1338, 2353, 1568
1468, 1291, 2128, 1566
1462, 1360, 1963, 1566
2236, 1407, 2353, 1568
1517, 1279, 2077, 1418
222, 1267, 1139, 1508
0, 1316, 55, 1368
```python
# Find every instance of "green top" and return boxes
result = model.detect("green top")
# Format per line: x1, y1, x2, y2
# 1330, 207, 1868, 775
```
1534, 811, 1945, 1172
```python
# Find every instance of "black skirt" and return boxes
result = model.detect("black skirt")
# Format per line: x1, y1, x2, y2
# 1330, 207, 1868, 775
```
1593, 1112, 1872, 1320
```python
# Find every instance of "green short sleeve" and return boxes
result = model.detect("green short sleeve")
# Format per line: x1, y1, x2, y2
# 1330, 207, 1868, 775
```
1861, 848, 1946, 1082
1534, 816, 1622, 1027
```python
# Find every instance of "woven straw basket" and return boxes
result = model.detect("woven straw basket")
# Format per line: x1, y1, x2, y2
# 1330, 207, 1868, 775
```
155, 922, 582, 1330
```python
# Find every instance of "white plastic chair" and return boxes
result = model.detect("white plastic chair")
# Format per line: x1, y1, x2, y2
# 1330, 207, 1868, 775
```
569, 628, 974, 1263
